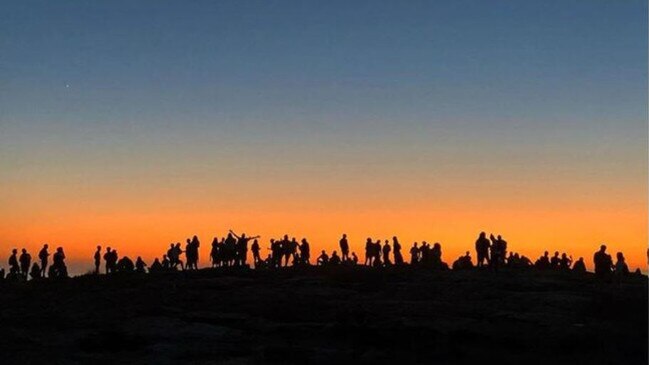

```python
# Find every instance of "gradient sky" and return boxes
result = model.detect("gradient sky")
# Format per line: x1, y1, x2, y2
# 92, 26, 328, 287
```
1, 0, 647, 274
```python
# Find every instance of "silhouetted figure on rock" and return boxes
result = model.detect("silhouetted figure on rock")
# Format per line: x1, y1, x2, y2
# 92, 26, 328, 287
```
19, 248, 31, 278
117, 256, 134, 273
50, 247, 68, 278
364, 238, 373, 266
300, 238, 311, 265
135, 257, 147, 273
535, 251, 550, 270
317, 250, 329, 266
330, 251, 341, 265
29, 263, 41, 280
410, 242, 419, 265
339, 234, 350, 262
150, 258, 163, 273
475, 232, 490, 268
593, 245, 613, 278
382, 240, 392, 266
614, 252, 629, 277
8, 249, 20, 275
560, 253, 572, 271
393, 237, 403, 265
94, 246, 101, 274
351, 252, 358, 265
38, 244, 49, 277
452, 251, 473, 270
572, 257, 586, 274
550, 251, 561, 270
251, 239, 261, 267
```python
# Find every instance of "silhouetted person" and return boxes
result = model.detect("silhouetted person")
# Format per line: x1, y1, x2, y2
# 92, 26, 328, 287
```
300, 238, 311, 265
38, 244, 49, 277
339, 234, 349, 262
94, 245, 101, 274
535, 251, 550, 270
393, 237, 403, 265
572, 257, 586, 274
104, 247, 114, 274
117, 256, 134, 273
410, 242, 419, 265
559, 253, 572, 271
19, 248, 31, 278
475, 232, 490, 268
452, 251, 473, 270
351, 252, 358, 265
150, 258, 163, 273
382, 240, 392, 266
614, 252, 629, 277
135, 256, 147, 273
50, 247, 68, 278
364, 238, 373, 266
593, 245, 612, 278
317, 250, 329, 266
8, 249, 19, 275
251, 239, 261, 267
230, 230, 260, 267
550, 251, 560, 270
330, 251, 341, 265
29, 263, 41, 280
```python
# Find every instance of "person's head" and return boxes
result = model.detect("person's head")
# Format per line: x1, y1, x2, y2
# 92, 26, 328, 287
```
107, 247, 112, 252
242, 233, 247, 239
57, 247, 63, 253
342, 234, 347, 238
97, 245, 101, 250
479, 232, 486, 238
21, 248, 26, 254
544, 251, 548, 256
186, 238, 191, 244
283, 235, 289, 240
497, 235, 502, 240
44, 244, 48, 249
12, 248, 17, 254
554, 251, 559, 257
321, 250, 326, 254
616, 252, 624, 261
301, 238, 306, 244
600, 244, 607, 252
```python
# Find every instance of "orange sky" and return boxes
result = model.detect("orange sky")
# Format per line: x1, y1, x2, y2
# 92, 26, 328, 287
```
0, 173, 646, 274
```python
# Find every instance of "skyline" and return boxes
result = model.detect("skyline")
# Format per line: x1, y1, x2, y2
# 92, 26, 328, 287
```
1, 0, 647, 273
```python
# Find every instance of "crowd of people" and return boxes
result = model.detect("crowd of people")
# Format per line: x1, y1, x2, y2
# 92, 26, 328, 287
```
0, 231, 642, 282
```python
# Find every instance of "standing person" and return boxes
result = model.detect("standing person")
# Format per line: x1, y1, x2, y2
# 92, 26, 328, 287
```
8, 249, 20, 275
593, 244, 613, 278
94, 246, 102, 274
104, 247, 116, 274
339, 234, 350, 262
382, 240, 392, 266
251, 239, 261, 267
475, 232, 490, 268
300, 238, 311, 265
410, 242, 419, 265
229, 230, 260, 267
38, 244, 50, 277
19, 248, 31, 278
364, 238, 373, 266
392, 236, 403, 265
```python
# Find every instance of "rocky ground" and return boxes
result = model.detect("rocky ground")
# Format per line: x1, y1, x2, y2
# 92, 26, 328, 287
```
0, 266, 646, 364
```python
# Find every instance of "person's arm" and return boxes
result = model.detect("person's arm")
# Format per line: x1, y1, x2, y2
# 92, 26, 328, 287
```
229, 230, 241, 240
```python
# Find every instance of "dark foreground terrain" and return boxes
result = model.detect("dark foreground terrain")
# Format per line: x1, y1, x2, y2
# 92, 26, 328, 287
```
0, 267, 646, 364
